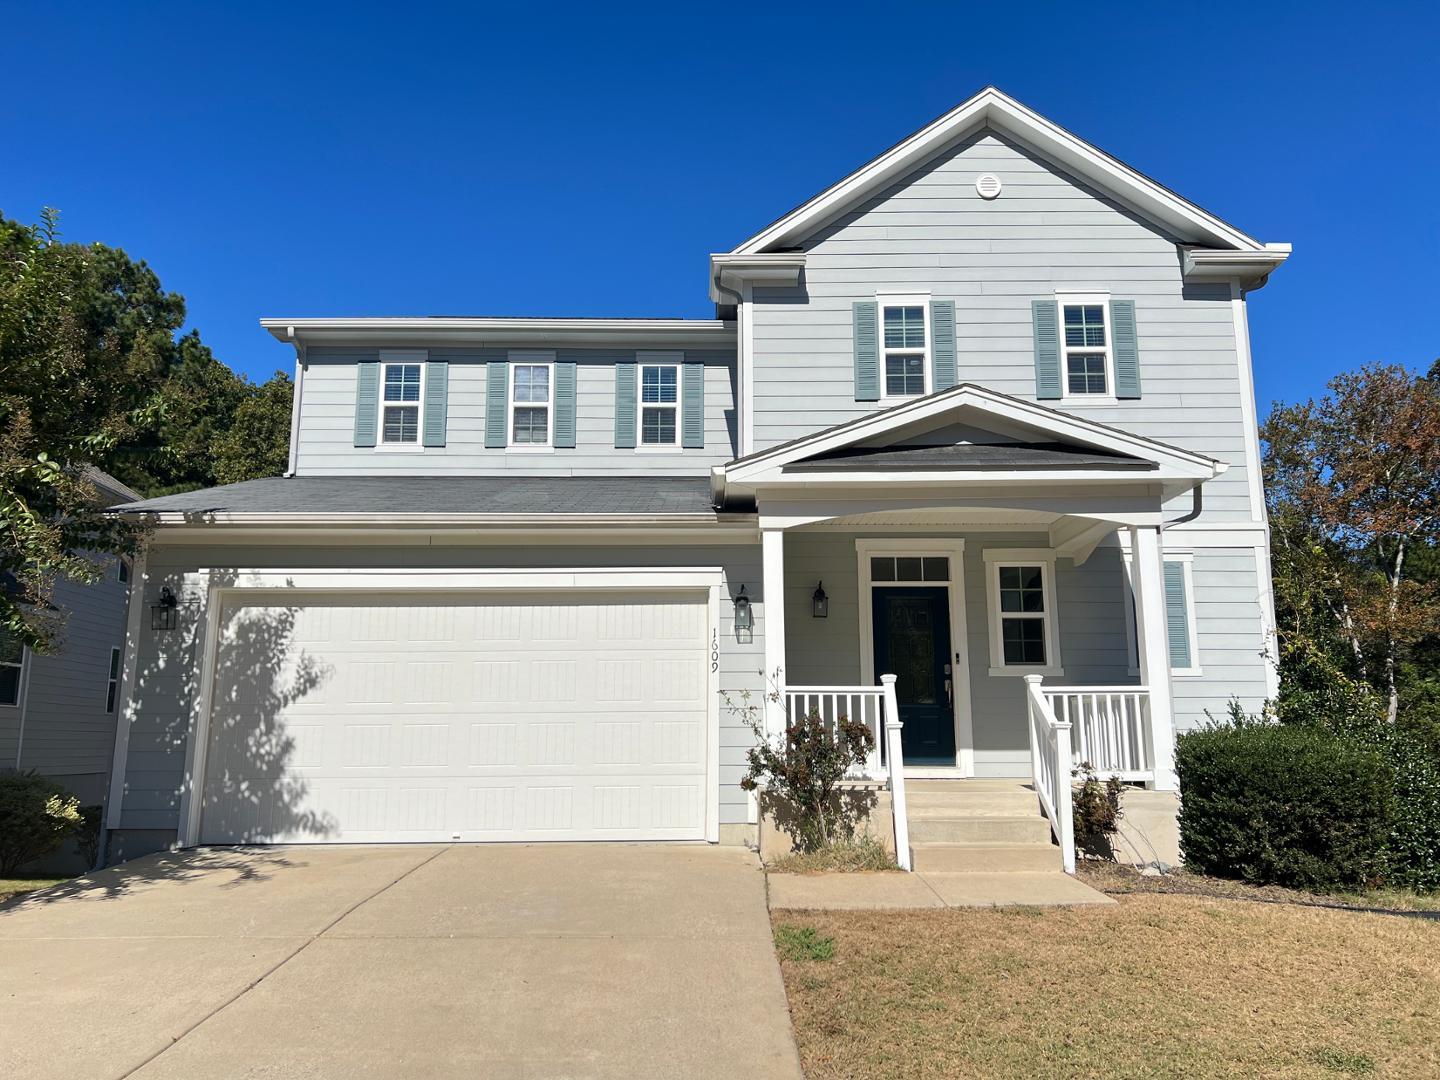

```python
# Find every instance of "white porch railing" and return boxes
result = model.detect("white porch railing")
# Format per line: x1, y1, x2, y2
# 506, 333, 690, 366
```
782, 685, 885, 778
1024, 674, 1076, 874
1044, 686, 1153, 781
781, 677, 912, 872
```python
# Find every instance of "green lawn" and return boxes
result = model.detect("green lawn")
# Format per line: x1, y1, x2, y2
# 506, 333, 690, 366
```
0, 878, 68, 904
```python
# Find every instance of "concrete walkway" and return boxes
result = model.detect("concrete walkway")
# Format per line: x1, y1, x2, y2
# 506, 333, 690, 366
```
767, 868, 1114, 910
0, 844, 803, 1080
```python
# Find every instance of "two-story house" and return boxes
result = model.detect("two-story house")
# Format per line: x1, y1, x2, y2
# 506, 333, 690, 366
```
104, 88, 1286, 873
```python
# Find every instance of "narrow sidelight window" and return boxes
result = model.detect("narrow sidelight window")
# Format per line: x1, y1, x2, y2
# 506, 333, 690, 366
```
1059, 299, 1112, 396
881, 300, 929, 398
510, 363, 552, 446
640, 363, 680, 446
105, 646, 121, 713
0, 629, 23, 707
381, 363, 423, 443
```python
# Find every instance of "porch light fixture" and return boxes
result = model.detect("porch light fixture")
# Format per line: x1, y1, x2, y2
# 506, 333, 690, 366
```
812, 581, 829, 619
733, 585, 753, 644
150, 586, 179, 632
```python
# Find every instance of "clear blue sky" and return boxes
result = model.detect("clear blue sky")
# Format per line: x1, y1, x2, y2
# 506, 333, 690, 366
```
3, 2, 1436, 412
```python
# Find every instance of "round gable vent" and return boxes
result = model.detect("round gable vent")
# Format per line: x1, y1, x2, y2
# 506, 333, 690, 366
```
975, 174, 1003, 200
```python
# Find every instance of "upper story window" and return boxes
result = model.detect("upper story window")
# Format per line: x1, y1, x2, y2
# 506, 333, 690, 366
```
881, 298, 930, 398
0, 629, 23, 707
381, 363, 423, 444
640, 363, 680, 446
1060, 297, 1112, 397
510, 362, 552, 447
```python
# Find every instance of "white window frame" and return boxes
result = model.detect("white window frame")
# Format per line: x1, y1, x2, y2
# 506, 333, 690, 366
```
636, 353, 684, 453
507, 357, 555, 451
105, 646, 121, 713
1056, 293, 1115, 401
377, 358, 426, 452
878, 293, 932, 401
1122, 550, 1202, 677
982, 548, 1063, 677
0, 633, 26, 709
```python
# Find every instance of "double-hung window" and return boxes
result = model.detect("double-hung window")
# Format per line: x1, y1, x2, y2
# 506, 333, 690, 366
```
881, 298, 929, 398
381, 363, 423, 445
510, 362, 552, 447
640, 363, 680, 447
1059, 296, 1112, 397
105, 646, 121, 713
984, 550, 1061, 676
0, 629, 23, 707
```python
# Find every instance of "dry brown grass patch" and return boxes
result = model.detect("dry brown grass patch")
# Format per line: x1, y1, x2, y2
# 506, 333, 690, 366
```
772, 893, 1440, 1078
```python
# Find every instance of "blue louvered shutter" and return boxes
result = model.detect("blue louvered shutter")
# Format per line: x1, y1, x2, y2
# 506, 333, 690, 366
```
1163, 561, 1192, 669
553, 362, 577, 448
682, 360, 704, 448
484, 361, 508, 448
930, 300, 957, 390
353, 361, 379, 447
1110, 299, 1141, 399
853, 301, 879, 401
1031, 300, 1061, 400
614, 362, 637, 448
422, 361, 448, 447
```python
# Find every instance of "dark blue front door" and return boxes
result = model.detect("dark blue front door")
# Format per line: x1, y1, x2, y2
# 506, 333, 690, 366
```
872, 587, 955, 763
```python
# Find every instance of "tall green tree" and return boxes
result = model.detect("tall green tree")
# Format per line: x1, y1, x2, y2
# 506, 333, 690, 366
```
214, 371, 293, 485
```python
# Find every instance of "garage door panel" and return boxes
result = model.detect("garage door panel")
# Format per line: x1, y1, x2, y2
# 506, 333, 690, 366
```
200, 591, 710, 845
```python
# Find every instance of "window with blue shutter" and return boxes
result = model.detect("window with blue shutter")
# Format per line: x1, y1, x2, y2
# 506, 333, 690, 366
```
852, 301, 879, 401
422, 360, 448, 447
353, 361, 380, 447
484, 361, 509, 448
553, 362, 577, 449
930, 299, 957, 390
682, 360, 704, 448
1031, 300, 1062, 400
614, 362, 637, 448
1163, 560, 1193, 669
1110, 299, 1141, 399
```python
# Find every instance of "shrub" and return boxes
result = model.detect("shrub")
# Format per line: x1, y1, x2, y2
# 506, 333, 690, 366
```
0, 771, 84, 875
1176, 721, 1394, 890
766, 836, 897, 874
1072, 763, 1124, 857
730, 690, 875, 853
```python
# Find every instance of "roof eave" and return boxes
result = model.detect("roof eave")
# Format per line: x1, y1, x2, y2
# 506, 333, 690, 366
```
260, 317, 737, 349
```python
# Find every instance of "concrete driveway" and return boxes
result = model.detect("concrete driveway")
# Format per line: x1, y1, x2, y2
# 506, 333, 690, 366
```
0, 844, 803, 1079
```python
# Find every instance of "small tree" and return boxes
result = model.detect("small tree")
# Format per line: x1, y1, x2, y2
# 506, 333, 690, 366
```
730, 686, 875, 852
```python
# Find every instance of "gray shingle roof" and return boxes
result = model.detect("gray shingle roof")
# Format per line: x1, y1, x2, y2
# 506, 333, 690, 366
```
113, 476, 719, 516
788, 442, 1152, 471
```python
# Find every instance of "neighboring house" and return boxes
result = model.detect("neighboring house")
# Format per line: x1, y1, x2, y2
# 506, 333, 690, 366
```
103, 88, 1286, 869
2, 469, 138, 814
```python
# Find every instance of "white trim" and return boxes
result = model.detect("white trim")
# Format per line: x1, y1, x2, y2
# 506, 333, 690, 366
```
174, 566, 726, 847
723, 383, 1223, 484
285, 341, 305, 475
104, 646, 122, 713
1254, 539, 1281, 699
377, 358, 427, 450
636, 353, 683, 449
877, 293, 933, 402
732, 87, 1273, 255
1229, 281, 1268, 525
104, 550, 148, 830
855, 538, 972, 774
1122, 551, 1202, 677
507, 356, 555, 450
263, 317, 736, 349
739, 283, 755, 457
1056, 293, 1116, 402
982, 548, 1063, 677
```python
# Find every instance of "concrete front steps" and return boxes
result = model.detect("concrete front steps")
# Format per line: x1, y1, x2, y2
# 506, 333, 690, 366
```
905, 779, 1064, 875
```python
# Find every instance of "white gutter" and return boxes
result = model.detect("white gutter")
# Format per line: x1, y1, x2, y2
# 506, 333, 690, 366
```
260, 317, 736, 348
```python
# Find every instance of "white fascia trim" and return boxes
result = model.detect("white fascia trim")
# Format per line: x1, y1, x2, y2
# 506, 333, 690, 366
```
733, 87, 1272, 256
104, 548, 149, 831
1183, 246, 1291, 288
284, 336, 304, 476
723, 383, 1222, 483
261, 317, 737, 348
708, 253, 806, 303
135, 512, 734, 528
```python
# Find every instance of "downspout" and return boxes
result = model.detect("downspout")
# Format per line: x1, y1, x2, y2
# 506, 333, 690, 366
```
284, 327, 305, 478
1163, 483, 1203, 530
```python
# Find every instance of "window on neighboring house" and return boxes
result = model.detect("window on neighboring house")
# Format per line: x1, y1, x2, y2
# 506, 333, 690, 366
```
0, 629, 23, 707
984, 552, 1061, 675
381, 363, 423, 444
117, 558, 130, 584
640, 364, 680, 446
510, 363, 552, 446
1060, 299, 1111, 396
881, 300, 929, 398
105, 647, 121, 713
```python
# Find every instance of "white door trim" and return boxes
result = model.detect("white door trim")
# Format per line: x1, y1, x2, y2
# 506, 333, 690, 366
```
176, 566, 725, 848
855, 539, 973, 774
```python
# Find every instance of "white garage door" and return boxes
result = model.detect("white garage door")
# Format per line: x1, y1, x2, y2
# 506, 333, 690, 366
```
199, 591, 710, 844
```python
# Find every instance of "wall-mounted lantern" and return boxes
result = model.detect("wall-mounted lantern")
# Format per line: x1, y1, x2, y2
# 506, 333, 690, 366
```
733, 585, 753, 644
812, 581, 829, 619
151, 586, 180, 632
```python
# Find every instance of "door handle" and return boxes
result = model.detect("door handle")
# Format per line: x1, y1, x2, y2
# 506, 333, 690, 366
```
944, 679, 952, 707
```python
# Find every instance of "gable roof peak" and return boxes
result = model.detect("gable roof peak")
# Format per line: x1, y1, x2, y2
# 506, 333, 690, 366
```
732, 86, 1279, 257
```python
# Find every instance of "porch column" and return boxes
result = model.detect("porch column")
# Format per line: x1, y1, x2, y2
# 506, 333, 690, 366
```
762, 527, 787, 737
1130, 525, 1178, 791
